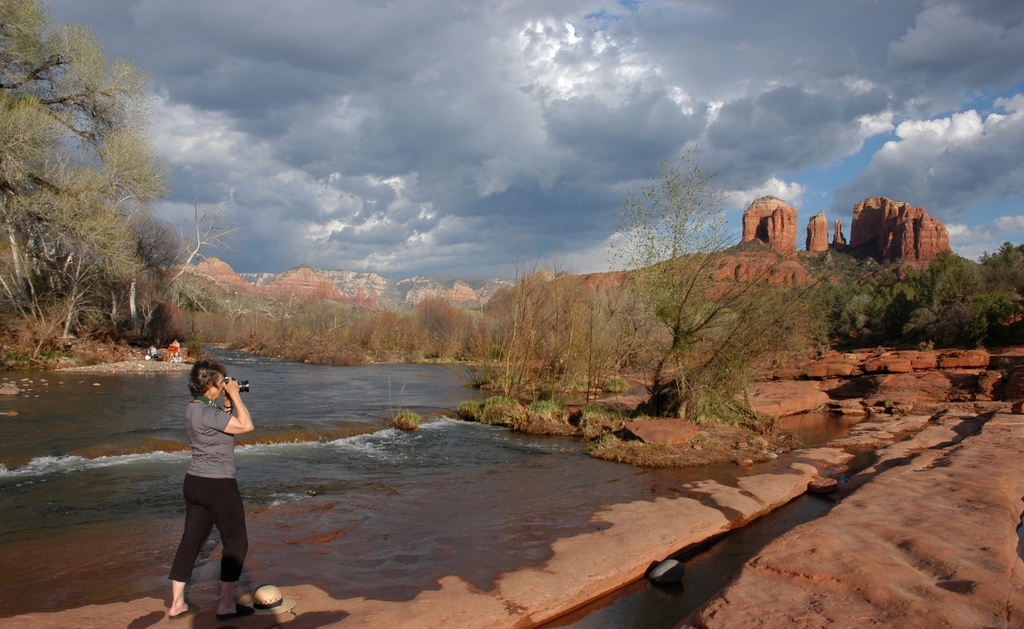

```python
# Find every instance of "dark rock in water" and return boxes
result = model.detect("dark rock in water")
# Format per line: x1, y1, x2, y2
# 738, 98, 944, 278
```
808, 477, 839, 494
648, 558, 685, 584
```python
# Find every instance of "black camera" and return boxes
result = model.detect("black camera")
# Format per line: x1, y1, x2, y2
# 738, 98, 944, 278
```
228, 378, 250, 393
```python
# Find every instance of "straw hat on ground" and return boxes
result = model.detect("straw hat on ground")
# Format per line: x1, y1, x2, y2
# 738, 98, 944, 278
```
252, 585, 297, 615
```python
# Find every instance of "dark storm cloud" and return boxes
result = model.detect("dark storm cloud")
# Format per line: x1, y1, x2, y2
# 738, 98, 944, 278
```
544, 92, 707, 180
886, 1, 1024, 96
41, 0, 1024, 275
703, 85, 893, 189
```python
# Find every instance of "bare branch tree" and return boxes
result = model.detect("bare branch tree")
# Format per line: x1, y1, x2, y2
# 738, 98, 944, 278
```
171, 200, 239, 283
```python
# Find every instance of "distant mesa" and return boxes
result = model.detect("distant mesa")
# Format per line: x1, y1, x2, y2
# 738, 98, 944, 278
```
193, 195, 952, 310
741, 195, 799, 257
192, 258, 512, 308
742, 195, 951, 265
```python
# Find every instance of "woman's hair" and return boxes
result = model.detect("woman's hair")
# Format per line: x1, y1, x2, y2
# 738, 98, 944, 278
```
189, 357, 227, 398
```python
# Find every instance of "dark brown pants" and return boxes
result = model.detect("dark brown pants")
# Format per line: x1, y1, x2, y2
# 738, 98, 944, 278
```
169, 474, 248, 583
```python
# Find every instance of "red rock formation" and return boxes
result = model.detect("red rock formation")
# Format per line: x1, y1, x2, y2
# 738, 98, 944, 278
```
849, 197, 951, 263
264, 266, 346, 302
714, 252, 810, 285
831, 220, 846, 248
741, 196, 799, 257
805, 211, 829, 252
193, 259, 262, 297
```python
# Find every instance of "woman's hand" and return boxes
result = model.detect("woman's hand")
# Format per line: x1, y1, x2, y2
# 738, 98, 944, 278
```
222, 377, 254, 435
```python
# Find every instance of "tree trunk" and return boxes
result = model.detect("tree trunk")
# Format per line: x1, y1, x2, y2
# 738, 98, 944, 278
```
63, 289, 78, 339
130, 278, 139, 333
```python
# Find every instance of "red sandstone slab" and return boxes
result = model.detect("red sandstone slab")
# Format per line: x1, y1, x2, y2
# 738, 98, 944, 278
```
748, 381, 829, 417
680, 414, 1024, 629
863, 357, 913, 373
624, 418, 699, 444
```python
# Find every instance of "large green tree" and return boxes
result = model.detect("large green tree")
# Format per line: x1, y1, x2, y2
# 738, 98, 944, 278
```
0, 0, 168, 351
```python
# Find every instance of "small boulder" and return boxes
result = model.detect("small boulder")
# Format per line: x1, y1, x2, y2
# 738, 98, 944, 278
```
826, 363, 856, 378
976, 371, 1004, 401
1003, 367, 1024, 400
808, 477, 838, 494
648, 558, 685, 585
624, 418, 699, 444
0, 382, 21, 396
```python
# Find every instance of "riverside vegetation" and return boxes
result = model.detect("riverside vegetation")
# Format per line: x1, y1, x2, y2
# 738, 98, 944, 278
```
5, 0, 1024, 467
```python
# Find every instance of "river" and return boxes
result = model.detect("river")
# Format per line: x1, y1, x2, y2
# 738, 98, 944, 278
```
0, 349, 860, 625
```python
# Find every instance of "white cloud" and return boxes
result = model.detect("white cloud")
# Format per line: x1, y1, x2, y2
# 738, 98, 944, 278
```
946, 215, 1024, 260
726, 178, 806, 212
831, 94, 1024, 217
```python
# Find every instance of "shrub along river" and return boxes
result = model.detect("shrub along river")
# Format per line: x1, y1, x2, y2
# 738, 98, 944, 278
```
0, 349, 862, 625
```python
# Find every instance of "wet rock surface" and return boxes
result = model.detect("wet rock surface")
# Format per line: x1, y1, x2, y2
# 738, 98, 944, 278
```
5, 449, 853, 629
679, 413, 1024, 629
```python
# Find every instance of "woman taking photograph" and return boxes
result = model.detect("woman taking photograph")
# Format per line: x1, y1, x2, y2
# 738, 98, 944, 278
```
167, 357, 255, 621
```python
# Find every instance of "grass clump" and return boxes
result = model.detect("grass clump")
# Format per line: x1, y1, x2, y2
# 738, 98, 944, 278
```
391, 410, 422, 431
578, 405, 628, 440
515, 399, 573, 435
601, 378, 629, 394
457, 401, 482, 421
479, 396, 524, 426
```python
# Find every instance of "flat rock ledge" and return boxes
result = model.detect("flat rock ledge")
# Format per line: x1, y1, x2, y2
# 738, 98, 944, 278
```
678, 412, 1024, 628
5, 449, 851, 629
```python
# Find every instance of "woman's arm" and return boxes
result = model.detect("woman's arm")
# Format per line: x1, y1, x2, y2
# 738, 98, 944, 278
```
221, 378, 254, 435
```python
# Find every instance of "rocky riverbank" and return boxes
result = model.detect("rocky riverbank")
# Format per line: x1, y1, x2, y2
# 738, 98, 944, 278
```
53, 359, 191, 374
6, 406, 1023, 628
679, 411, 1024, 628
748, 346, 1024, 418
5, 446, 853, 629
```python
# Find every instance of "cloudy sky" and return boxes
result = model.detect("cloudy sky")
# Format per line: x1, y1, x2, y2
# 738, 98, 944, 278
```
46, 0, 1024, 277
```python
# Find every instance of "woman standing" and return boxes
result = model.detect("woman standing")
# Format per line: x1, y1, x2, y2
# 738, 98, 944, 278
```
168, 357, 255, 621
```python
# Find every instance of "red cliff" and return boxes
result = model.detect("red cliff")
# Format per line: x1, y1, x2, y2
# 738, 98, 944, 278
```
849, 197, 951, 263
741, 196, 799, 257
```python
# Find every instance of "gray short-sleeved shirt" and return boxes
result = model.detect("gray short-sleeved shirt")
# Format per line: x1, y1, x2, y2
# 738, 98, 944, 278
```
184, 401, 236, 478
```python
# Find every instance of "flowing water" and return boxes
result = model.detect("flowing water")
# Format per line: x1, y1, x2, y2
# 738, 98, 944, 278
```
0, 351, 861, 623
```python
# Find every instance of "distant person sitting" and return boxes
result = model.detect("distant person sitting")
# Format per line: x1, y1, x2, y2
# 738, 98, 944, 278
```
146, 346, 159, 361
168, 340, 181, 363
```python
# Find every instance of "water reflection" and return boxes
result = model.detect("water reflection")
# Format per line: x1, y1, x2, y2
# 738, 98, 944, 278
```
778, 412, 864, 447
